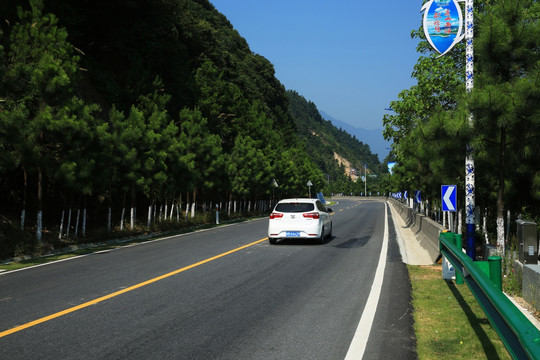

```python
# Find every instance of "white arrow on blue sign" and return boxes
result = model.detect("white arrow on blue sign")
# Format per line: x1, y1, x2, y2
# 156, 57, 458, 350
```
442, 185, 457, 212
415, 191, 421, 204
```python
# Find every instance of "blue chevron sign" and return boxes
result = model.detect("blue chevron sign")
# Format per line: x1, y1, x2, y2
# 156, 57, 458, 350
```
442, 185, 457, 212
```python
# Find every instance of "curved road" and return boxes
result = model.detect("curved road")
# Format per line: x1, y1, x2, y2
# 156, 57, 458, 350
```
0, 199, 416, 359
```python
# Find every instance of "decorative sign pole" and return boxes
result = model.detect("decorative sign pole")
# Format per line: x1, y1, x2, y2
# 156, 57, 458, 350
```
464, 0, 475, 260
422, 0, 475, 259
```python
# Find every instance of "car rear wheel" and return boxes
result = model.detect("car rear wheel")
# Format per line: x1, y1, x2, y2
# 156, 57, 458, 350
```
327, 223, 333, 240
268, 237, 277, 245
317, 227, 325, 244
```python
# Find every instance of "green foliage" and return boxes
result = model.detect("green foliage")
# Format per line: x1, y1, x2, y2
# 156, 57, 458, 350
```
384, 0, 540, 240
179, 107, 224, 191
471, 0, 540, 216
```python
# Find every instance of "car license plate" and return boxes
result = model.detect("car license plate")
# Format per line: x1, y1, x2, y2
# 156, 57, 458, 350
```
286, 231, 300, 237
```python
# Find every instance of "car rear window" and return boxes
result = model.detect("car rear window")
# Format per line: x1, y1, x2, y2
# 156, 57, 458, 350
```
275, 202, 315, 213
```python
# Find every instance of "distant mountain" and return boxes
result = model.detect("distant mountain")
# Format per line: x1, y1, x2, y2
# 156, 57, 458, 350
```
319, 111, 391, 161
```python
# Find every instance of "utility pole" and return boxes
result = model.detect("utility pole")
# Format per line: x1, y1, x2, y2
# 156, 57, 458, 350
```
364, 163, 367, 197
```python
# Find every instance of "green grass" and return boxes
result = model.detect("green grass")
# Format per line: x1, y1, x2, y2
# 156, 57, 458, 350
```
409, 265, 512, 360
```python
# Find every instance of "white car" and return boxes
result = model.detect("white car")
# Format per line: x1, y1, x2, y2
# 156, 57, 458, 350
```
267, 198, 333, 244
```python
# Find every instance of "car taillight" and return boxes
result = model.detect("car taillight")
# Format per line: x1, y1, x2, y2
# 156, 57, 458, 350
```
270, 213, 284, 219
303, 212, 320, 219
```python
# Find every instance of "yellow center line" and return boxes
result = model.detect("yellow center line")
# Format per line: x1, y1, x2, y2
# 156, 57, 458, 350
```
0, 237, 268, 338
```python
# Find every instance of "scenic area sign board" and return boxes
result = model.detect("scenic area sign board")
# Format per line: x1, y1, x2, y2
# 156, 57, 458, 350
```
421, 0, 464, 56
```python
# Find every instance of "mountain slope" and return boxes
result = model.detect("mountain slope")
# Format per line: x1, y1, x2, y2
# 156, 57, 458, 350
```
319, 111, 391, 161
287, 90, 381, 183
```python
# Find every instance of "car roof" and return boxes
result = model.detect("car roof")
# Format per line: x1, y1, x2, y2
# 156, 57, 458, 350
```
277, 198, 319, 203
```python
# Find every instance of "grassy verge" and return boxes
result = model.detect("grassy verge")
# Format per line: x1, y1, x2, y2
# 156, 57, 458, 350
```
409, 264, 511, 360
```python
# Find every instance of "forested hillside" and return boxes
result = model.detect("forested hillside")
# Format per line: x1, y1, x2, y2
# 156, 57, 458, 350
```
287, 90, 382, 194
0, 0, 333, 254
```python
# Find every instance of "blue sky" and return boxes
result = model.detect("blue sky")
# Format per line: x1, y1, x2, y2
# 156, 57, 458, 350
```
210, 0, 422, 131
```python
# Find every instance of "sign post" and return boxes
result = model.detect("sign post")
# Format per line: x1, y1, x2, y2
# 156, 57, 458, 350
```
363, 163, 367, 197
442, 184, 457, 235
464, 0, 476, 260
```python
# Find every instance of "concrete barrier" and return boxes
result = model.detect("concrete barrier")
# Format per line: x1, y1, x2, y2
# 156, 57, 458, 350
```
389, 198, 444, 263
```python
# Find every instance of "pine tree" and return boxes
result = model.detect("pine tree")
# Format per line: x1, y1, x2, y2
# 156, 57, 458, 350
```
0, 0, 89, 241
471, 0, 540, 250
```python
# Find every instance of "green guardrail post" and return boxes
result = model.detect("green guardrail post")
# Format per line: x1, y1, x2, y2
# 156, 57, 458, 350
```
439, 231, 464, 285
488, 256, 502, 291
454, 233, 464, 285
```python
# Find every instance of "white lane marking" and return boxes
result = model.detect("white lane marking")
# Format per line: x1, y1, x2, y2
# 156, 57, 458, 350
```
344, 202, 389, 360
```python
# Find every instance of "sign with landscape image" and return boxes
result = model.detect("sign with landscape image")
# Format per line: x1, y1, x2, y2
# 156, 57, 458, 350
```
422, 0, 463, 56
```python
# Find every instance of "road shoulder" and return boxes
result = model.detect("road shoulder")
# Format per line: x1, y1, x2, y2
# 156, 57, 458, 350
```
388, 201, 433, 265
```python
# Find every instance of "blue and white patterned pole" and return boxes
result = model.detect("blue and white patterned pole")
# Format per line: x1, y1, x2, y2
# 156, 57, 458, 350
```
465, 0, 475, 259
421, 0, 475, 257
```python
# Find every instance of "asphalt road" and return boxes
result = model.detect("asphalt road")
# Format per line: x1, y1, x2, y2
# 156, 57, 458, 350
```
0, 199, 416, 359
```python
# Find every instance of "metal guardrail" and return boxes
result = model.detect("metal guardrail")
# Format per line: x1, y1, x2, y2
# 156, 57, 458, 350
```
439, 232, 540, 360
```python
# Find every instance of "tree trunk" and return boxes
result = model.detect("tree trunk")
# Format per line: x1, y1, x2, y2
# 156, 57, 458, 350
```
36, 167, 43, 242
82, 207, 87, 237
505, 210, 511, 247
147, 204, 152, 229
496, 127, 506, 253
59, 209, 65, 240
130, 183, 136, 230
120, 192, 126, 231
107, 207, 112, 232
178, 193, 182, 222
169, 198, 175, 219
164, 200, 168, 221
67, 207, 72, 237
191, 188, 197, 218
458, 209, 462, 235
107, 182, 112, 232
185, 192, 190, 220
75, 208, 80, 237
20, 168, 28, 230
483, 209, 489, 244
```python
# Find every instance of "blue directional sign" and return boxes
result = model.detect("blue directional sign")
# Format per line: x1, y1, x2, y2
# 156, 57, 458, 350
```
414, 191, 422, 204
441, 185, 457, 212
404, 191, 408, 199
